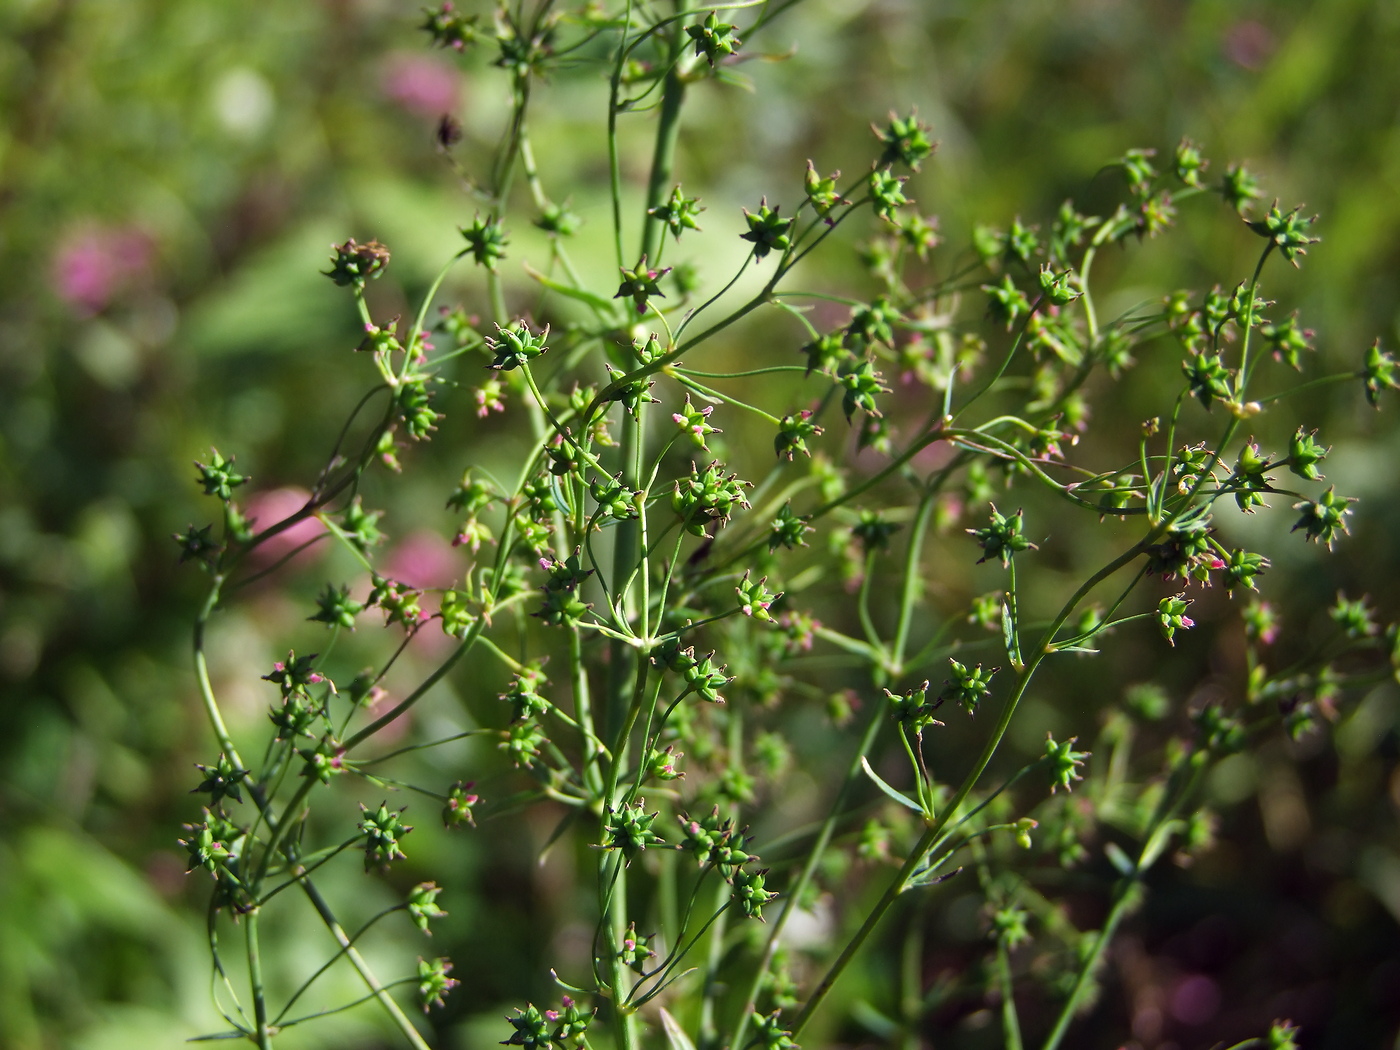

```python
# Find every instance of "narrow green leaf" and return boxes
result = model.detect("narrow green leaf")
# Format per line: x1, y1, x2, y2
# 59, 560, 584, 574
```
660, 1008, 697, 1050
860, 756, 925, 813
550, 968, 593, 996
905, 863, 963, 889
1138, 818, 1184, 871
815, 627, 881, 661
850, 999, 899, 1039
1001, 595, 1023, 671
1104, 840, 1134, 877
523, 262, 619, 315
537, 806, 581, 864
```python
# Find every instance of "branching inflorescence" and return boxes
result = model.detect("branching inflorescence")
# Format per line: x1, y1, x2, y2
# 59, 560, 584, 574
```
175, 4, 1400, 1049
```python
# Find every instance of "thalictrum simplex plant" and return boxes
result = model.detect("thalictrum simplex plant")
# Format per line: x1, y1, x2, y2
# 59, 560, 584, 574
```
175, 3, 1400, 1048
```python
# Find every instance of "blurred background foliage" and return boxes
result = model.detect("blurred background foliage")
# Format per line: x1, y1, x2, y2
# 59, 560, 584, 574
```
1, 0, 1399, 1048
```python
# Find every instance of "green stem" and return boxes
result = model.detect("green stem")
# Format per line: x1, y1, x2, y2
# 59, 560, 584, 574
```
604, 853, 639, 1050
297, 877, 431, 1050
483, 68, 532, 327
272, 905, 403, 1025
942, 428, 1148, 516
601, 660, 651, 1050
607, 0, 633, 269
276, 979, 418, 1030
697, 874, 732, 1050
516, 121, 550, 210
488, 267, 509, 328
899, 897, 926, 1050
193, 579, 243, 768
790, 537, 1150, 1039
193, 581, 427, 1049
1255, 370, 1358, 405
253, 778, 315, 888
1041, 760, 1207, 1050
856, 548, 882, 653
640, 25, 688, 263
700, 712, 743, 1048
1076, 212, 1122, 349
678, 364, 811, 379
1038, 874, 1130, 1050
674, 373, 784, 425
996, 937, 1024, 1050
344, 617, 490, 750
247, 911, 273, 1050
608, 409, 643, 730
406, 250, 468, 373
891, 488, 937, 674
951, 296, 1044, 423
571, 631, 605, 796
1234, 243, 1274, 397
728, 704, 885, 1050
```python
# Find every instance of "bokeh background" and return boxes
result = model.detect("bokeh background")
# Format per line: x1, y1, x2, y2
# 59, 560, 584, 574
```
2, 1, 1399, 1048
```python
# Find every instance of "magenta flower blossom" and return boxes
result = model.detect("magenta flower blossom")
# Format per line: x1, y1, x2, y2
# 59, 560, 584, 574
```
51, 224, 154, 313
243, 488, 326, 568
380, 52, 460, 118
